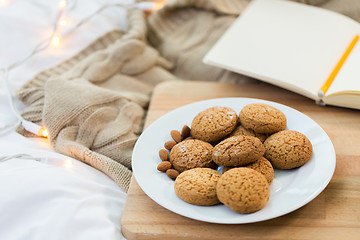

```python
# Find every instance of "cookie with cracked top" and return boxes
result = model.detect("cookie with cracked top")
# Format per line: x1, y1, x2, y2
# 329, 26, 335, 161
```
212, 135, 265, 167
216, 167, 270, 214
169, 139, 216, 172
264, 130, 312, 169
174, 168, 221, 206
239, 103, 287, 134
191, 106, 237, 142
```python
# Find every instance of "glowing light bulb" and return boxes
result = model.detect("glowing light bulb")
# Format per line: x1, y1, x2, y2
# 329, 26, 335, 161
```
58, 18, 68, 26
51, 35, 61, 46
58, 0, 67, 10
0, 0, 9, 6
38, 128, 49, 138
22, 120, 48, 138
154, 0, 166, 11
63, 159, 73, 169
136, 0, 166, 12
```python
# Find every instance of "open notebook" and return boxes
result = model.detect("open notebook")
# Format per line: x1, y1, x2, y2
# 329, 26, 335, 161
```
204, 0, 360, 110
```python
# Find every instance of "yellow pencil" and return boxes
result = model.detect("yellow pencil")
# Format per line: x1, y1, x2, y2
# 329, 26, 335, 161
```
318, 34, 359, 98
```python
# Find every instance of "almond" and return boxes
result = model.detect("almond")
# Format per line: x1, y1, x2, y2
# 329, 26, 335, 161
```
164, 140, 177, 150
157, 161, 172, 172
159, 149, 168, 161
166, 169, 180, 179
181, 125, 191, 139
171, 130, 182, 143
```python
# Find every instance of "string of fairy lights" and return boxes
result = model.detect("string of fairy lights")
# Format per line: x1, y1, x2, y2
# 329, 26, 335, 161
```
0, 0, 163, 138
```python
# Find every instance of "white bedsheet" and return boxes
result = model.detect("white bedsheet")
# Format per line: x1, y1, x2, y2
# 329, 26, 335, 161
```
0, 0, 134, 239
0, 133, 127, 240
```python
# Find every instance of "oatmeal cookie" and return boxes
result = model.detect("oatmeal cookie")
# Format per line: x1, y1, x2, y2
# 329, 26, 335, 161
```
212, 135, 265, 166
239, 103, 287, 134
216, 168, 270, 214
264, 130, 313, 169
174, 168, 221, 206
169, 139, 216, 172
191, 106, 237, 142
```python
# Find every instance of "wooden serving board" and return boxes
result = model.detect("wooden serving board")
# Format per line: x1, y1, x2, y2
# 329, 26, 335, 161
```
121, 81, 360, 240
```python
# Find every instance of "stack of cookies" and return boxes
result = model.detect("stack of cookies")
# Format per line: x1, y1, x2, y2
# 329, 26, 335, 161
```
157, 103, 313, 214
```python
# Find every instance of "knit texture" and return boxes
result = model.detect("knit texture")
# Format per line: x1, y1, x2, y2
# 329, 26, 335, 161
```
16, 0, 360, 191
17, 8, 176, 191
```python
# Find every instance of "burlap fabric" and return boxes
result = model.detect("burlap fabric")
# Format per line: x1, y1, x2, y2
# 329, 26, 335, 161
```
16, 0, 360, 191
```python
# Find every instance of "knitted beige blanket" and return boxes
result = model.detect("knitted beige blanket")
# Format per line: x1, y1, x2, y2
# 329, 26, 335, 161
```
16, 0, 360, 191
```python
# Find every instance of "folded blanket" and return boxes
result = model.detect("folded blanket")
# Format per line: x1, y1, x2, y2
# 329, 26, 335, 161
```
16, 9, 176, 191
16, 0, 360, 191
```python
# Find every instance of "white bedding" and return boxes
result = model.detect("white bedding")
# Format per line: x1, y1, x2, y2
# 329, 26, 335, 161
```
0, 0, 134, 239
0, 133, 127, 240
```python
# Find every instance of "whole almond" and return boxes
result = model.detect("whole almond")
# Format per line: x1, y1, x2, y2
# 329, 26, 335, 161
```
159, 149, 168, 161
157, 161, 172, 172
181, 125, 191, 139
166, 169, 180, 179
164, 140, 177, 150
171, 130, 182, 143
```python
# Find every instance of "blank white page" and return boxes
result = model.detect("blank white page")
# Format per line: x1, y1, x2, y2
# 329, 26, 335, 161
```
326, 38, 360, 96
204, 0, 360, 100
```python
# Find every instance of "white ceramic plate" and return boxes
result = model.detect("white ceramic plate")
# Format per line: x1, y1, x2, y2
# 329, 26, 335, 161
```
132, 98, 336, 224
